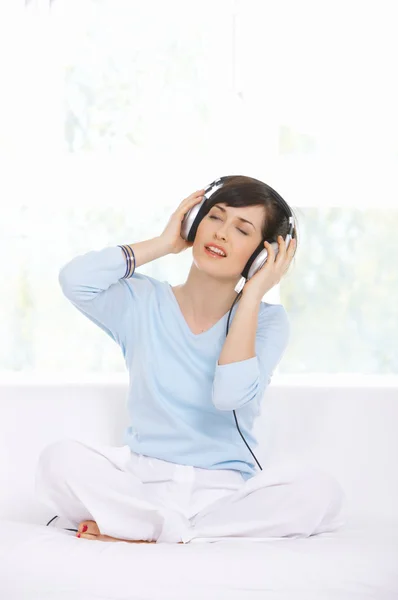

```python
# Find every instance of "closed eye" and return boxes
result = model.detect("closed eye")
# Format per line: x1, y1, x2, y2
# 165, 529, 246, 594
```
208, 215, 248, 235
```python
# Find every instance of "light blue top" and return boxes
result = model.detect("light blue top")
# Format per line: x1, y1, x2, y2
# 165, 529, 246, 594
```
58, 246, 290, 481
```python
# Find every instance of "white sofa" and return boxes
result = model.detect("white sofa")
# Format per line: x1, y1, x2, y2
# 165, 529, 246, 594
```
0, 375, 397, 599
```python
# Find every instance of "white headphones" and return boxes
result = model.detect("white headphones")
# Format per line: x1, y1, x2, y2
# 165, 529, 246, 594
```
181, 176, 295, 293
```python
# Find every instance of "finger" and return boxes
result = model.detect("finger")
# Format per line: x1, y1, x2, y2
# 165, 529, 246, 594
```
78, 532, 98, 540
186, 189, 206, 203
263, 240, 275, 263
187, 191, 205, 205
287, 237, 297, 257
282, 238, 296, 275
275, 235, 286, 264
179, 193, 205, 216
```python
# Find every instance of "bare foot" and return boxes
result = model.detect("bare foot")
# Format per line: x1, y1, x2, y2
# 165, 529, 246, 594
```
76, 520, 183, 543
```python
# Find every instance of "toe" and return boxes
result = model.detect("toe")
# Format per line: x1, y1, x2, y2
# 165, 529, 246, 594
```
78, 520, 100, 535
78, 532, 98, 540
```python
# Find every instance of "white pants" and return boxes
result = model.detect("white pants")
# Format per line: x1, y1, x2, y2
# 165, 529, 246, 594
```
34, 439, 347, 544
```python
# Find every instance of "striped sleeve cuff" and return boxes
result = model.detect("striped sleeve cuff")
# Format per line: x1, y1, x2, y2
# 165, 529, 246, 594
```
117, 244, 136, 278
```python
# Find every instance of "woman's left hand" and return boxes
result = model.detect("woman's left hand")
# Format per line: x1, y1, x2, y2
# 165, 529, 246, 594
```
241, 236, 297, 301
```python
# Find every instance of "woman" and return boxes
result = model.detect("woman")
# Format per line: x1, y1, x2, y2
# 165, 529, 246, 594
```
35, 175, 346, 544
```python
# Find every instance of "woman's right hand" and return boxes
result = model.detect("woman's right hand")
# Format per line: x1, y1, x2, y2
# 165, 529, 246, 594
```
159, 188, 206, 254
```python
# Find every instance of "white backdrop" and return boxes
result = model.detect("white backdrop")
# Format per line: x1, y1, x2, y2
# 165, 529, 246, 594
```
1, 376, 397, 524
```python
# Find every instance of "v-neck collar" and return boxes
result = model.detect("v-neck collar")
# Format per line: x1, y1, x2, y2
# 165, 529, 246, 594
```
165, 282, 232, 339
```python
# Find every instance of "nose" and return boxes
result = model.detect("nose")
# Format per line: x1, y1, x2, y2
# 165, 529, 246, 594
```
215, 223, 228, 241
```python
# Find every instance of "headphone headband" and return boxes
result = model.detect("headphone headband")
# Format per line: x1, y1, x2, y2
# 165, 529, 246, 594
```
180, 176, 296, 289
198, 175, 295, 239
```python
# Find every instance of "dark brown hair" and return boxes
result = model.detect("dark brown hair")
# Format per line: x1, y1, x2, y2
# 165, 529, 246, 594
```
206, 175, 299, 249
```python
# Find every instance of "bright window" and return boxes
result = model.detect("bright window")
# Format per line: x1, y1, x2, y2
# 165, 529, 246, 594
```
1, 1, 397, 375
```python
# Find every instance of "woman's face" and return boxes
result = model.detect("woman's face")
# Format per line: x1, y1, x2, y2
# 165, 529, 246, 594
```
193, 203, 265, 281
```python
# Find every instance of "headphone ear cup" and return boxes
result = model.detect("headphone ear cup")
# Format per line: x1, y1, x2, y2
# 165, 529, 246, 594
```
180, 197, 207, 242
180, 176, 227, 242
244, 242, 279, 280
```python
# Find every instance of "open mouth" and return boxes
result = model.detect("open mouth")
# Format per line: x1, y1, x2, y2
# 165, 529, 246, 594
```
204, 245, 227, 258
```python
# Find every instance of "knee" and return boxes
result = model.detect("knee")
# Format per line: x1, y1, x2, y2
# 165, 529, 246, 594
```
36, 439, 84, 483
261, 463, 345, 507
299, 467, 346, 510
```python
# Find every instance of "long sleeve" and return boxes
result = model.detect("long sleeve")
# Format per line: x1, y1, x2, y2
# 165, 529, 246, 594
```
58, 246, 141, 361
211, 304, 290, 411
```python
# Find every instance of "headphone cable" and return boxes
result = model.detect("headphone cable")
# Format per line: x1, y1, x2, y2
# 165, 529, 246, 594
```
226, 290, 263, 471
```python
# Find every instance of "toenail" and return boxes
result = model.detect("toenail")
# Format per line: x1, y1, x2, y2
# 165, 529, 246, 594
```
82, 525, 88, 532
77, 533, 81, 537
